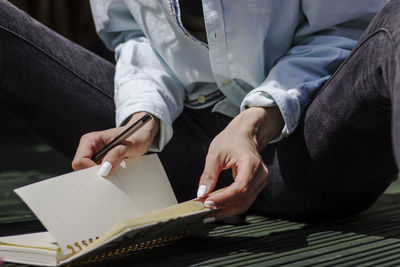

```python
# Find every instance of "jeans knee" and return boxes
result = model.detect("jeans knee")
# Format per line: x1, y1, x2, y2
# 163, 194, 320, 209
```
366, 0, 400, 44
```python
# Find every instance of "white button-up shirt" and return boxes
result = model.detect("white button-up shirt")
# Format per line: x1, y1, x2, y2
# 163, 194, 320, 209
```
90, 0, 385, 151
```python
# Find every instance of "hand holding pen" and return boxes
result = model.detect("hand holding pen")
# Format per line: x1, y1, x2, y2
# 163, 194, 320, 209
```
91, 113, 152, 163
72, 112, 160, 177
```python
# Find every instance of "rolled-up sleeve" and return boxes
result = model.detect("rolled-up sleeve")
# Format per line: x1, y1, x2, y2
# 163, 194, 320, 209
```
90, 0, 185, 151
241, 0, 385, 142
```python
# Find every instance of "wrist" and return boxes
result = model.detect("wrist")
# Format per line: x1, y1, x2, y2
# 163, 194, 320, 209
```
128, 112, 160, 140
237, 106, 284, 150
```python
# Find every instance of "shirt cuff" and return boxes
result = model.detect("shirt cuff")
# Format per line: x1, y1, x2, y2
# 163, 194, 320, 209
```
115, 76, 179, 152
240, 82, 301, 143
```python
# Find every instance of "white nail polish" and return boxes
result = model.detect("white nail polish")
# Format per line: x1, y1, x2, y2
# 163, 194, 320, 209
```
197, 185, 207, 198
99, 161, 112, 177
204, 200, 215, 208
203, 217, 216, 224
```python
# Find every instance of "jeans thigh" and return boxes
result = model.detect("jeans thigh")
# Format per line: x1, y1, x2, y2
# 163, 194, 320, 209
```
256, 2, 400, 219
0, 0, 115, 158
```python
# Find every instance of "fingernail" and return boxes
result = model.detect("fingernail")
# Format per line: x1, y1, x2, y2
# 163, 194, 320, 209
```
204, 200, 216, 208
197, 185, 207, 198
99, 161, 112, 177
203, 217, 216, 224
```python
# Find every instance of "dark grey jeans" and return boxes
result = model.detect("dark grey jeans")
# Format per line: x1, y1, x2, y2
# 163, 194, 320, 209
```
1, 0, 399, 220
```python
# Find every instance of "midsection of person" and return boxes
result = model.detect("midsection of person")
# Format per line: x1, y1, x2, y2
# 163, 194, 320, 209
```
79, 0, 386, 221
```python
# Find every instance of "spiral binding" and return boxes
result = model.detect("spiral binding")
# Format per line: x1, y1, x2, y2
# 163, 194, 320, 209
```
66, 237, 99, 254
65, 233, 185, 266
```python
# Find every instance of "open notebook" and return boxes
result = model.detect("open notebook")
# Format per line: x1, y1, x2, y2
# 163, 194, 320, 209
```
0, 154, 211, 266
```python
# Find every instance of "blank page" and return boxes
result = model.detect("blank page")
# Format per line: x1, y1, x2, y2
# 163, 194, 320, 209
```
15, 154, 177, 255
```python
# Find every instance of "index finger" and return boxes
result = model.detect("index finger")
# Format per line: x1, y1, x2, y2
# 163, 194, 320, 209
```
206, 158, 268, 209
72, 134, 100, 170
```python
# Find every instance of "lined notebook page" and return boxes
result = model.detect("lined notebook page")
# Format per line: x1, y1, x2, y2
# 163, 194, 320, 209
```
15, 154, 177, 255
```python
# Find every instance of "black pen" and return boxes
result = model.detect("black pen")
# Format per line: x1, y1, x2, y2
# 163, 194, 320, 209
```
91, 113, 153, 163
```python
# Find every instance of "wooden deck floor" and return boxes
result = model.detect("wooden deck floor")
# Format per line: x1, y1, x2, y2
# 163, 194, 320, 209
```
1, 113, 400, 266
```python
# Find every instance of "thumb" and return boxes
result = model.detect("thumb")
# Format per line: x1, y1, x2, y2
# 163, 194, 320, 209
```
197, 153, 224, 200
98, 144, 129, 177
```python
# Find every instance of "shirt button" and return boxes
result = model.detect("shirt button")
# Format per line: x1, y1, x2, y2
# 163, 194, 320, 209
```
221, 79, 232, 86
197, 95, 207, 104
